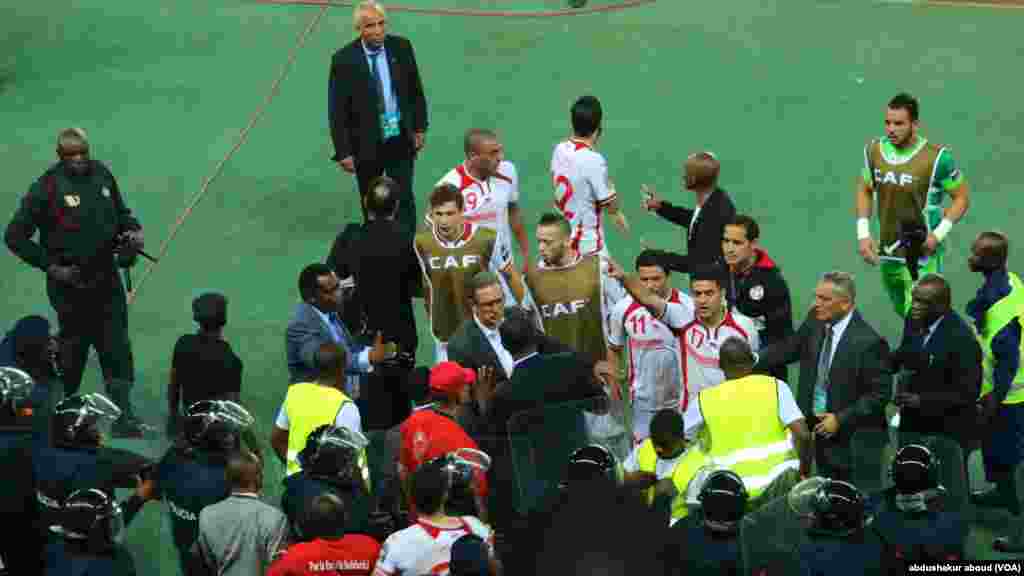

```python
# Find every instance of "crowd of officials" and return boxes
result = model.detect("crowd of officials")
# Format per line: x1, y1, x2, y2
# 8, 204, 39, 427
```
2, 0, 1022, 574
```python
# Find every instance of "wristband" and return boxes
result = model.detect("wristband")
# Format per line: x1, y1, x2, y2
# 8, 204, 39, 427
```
856, 218, 870, 240
932, 218, 954, 243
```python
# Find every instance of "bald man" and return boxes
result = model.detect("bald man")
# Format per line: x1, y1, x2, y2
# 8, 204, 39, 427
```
193, 451, 290, 575
641, 151, 736, 275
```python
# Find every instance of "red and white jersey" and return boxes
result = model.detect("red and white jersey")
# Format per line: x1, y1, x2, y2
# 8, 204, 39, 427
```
550, 139, 617, 256
662, 303, 760, 410
608, 289, 691, 412
433, 161, 519, 265
372, 516, 494, 576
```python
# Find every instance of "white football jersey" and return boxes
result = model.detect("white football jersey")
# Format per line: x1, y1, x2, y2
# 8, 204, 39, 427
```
550, 139, 617, 256
608, 289, 691, 412
661, 302, 760, 411
372, 516, 494, 576
434, 160, 519, 264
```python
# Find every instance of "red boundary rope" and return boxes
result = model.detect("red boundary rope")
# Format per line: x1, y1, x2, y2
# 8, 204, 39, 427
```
252, 0, 659, 18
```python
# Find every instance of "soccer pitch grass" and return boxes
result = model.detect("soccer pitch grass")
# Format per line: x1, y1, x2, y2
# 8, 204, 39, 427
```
2, 0, 1023, 570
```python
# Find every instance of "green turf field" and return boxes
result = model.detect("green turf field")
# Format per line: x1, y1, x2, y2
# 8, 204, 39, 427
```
3, 0, 1023, 570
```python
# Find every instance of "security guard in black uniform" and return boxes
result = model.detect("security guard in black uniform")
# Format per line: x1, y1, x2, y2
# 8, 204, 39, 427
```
152, 399, 253, 572
871, 444, 966, 568
0, 367, 44, 575
664, 468, 746, 576
34, 393, 151, 544
281, 424, 376, 541
3, 127, 149, 437
791, 478, 886, 575
45, 488, 140, 575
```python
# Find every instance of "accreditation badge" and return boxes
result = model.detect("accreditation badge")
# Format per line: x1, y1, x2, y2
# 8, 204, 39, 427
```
102, 187, 111, 198
64, 195, 80, 207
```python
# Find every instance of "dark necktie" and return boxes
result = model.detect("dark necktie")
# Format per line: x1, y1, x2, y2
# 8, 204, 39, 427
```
367, 50, 386, 114
816, 323, 834, 390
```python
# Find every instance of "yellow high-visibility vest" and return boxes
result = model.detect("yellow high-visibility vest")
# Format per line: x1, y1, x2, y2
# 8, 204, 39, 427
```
698, 374, 799, 501
284, 382, 354, 476
979, 271, 1024, 405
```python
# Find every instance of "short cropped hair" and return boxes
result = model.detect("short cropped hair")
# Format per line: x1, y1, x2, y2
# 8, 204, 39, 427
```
352, 1, 386, 31
225, 450, 261, 489
192, 292, 228, 331
685, 151, 720, 190
464, 128, 498, 157
915, 273, 951, 309
635, 249, 668, 273
429, 183, 463, 211
57, 127, 89, 151
718, 336, 756, 375
821, 271, 856, 302
412, 461, 448, 515
977, 231, 1010, 269
299, 263, 333, 302
727, 214, 760, 242
649, 409, 684, 441
571, 96, 602, 138
538, 212, 572, 237
316, 343, 348, 381
888, 92, 919, 121
303, 493, 347, 540
499, 308, 537, 357
468, 271, 502, 302
690, 262, 725, 287
366, 175, 398, 216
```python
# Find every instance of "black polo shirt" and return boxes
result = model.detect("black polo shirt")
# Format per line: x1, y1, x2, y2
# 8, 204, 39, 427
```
172, 334, 242, 410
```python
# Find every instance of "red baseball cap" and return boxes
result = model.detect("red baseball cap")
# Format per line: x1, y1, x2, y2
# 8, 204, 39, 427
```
430, 361, 477, 395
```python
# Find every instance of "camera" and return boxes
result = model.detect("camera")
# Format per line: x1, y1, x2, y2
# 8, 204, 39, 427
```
898, 220, 929, 281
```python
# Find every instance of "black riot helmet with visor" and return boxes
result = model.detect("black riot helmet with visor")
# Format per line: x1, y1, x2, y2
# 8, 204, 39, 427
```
52, 392, 121, 447
423, 448, 492, 516
789, 477, 870, 537
298, 424, 370, 489
51, 488, 125, 552
182, 399, 254, 453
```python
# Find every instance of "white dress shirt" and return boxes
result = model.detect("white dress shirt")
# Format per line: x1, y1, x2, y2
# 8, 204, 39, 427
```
475, 314, 515, 378
824, 309, 855, 368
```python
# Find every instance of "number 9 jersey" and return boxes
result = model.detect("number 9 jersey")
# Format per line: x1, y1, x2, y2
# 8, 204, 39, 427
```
550, 139, 618, 257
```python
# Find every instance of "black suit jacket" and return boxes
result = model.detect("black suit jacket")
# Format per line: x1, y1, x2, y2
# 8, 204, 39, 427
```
755, 310, 892, 450
327, 219, 420, 352
655, 187, 736, 273
895, 312, 982, 447
328, 35, 428, 162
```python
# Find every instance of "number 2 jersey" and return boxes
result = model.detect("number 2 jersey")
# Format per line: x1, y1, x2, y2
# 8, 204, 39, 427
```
550, 139, 617, 256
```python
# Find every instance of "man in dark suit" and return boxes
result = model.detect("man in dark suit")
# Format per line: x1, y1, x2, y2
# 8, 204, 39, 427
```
477, 310, 611, 533
754, 271, 892, 481
641, 151, 736, 274
326, 177, 422, 515
329, 1, 428, 237
892, 274, 982, 451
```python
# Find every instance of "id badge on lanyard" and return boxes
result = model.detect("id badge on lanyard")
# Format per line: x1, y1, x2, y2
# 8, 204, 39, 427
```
381, 110, 401, 140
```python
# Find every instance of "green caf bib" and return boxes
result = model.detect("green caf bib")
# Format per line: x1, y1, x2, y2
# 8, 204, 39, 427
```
527, 253, 606, 360
866, 137, 945, 254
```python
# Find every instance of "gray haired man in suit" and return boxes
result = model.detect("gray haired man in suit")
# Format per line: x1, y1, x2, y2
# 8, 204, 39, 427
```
755, 271, 892, 482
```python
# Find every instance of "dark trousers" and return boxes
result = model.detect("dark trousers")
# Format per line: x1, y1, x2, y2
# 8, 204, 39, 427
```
355, 136, 417, 238
982, 403, 1024, 482
47, 272, 135, 415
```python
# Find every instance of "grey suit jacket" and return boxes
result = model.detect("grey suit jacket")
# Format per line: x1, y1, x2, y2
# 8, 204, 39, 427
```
755, 309, 892, 446
285, 302, 368, 384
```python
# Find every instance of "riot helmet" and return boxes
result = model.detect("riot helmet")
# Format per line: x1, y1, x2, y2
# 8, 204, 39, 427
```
182, 399, 253, 453
297, 424, 369, 488
789, 477, 869, 537
561, 444, 621, 490
51, 488, 124, 551
424, 448, 491, 516
698, 469, 749, 533
0, 366, 36, 422
53, 392, 121, 447
890, 443, 942, 495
